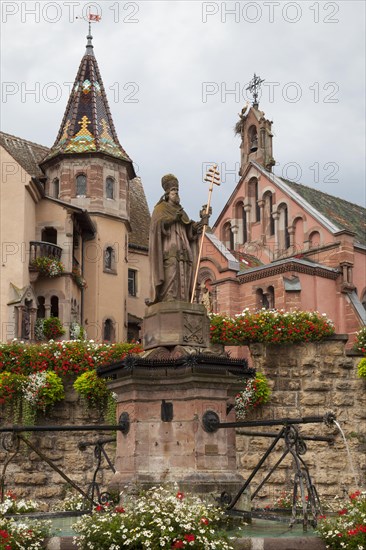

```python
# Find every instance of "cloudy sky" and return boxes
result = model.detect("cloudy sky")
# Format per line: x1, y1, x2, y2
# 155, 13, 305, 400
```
1, 1, 365, 220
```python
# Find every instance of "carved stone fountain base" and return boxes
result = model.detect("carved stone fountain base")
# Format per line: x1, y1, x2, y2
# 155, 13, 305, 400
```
143, 301, 210, 351
104, 361, 251, 510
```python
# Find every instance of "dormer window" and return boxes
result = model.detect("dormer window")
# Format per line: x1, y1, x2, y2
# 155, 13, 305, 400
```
76, 174, 87, 197
106, 177, 115, 199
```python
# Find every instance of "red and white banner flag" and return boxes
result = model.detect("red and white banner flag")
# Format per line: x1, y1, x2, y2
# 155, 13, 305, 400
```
89, 13, 101, 21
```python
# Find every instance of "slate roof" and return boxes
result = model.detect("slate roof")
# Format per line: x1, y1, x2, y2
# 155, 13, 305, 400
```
0, 132, 48, 178
281, 178, 366, 246
42, 33, 132, 166
129, 177, 150, 249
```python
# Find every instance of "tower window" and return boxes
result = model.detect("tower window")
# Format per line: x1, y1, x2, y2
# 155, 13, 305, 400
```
248, 125, 258, 153
128, 269, 137, 296
76, 174, 87, 197
41, 227, 57, 245
50, 295, 59, 317
37, 296, 45, 319
106, 177, 115, 199
103, 318, 114, 342
104, 246, 116, 272
53, 178, 59, 198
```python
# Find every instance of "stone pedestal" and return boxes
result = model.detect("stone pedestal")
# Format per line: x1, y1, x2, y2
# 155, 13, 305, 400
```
143, 301, 210, 350
105, 360, 251, 509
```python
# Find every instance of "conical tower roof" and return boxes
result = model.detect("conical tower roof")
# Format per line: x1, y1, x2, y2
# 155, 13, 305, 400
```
42, 30, 132, 166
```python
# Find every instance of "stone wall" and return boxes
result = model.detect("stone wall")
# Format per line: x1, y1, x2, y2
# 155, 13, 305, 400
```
1, 337, 364, 510
237, 336, 365, 505
0, 379, 116, 509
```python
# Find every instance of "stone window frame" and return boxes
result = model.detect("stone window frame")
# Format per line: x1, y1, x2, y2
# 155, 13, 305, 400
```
105, 176, 115, 200
76, 173, 87, 197
128, 268, 138, 297
103, 317, 116, 342
103, 245, 117, 274
53, 178, 60, 199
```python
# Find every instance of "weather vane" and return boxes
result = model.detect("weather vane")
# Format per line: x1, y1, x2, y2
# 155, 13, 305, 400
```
246, 73, 265, 106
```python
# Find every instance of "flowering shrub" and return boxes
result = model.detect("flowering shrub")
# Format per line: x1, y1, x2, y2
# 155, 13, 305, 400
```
73, 486, 233, 549
54, 491, 87, 512
0, 517, 50, 549
0, 491, 38, 515
73, 371, 117, 422
317, 490, 366, 549
21, 370, 64, 425
72, 267, 87, 289
357, 358, 366, 379
30, 256, 64, 277
70, 322, 86, 341
234, 372, 271, 419
0, 340, 143, 376
354, 327, 366, 355
35, 317, 65, 341
210, 309, 335, 346
0, 371, 64, 425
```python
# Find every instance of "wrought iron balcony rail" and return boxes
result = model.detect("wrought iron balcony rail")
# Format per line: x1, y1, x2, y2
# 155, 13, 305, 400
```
29, 241, 63, 265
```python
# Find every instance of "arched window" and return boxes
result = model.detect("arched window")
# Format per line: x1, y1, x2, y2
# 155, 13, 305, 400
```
53, 178, 59, 198
37, 296, 45, 319
248, 178, 260, 222
104, 246, 114, 271
106, 177, 115, 199
309, 231, 321, 248
278, 204, 290, 251
222, 222, 234, 250
263, 192, 274, 236
248, 125, 258, 153
41, 227, 57, 244
76, 174, 87, 197
50, 295, 59, 317
267, 286, 275, 309
103, 318, 114, 342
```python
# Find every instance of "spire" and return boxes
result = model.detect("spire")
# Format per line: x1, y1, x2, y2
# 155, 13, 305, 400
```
85, 21, 94, 56
42, 32, 132, 166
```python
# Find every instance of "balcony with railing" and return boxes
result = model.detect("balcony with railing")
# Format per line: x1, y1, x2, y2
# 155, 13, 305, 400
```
29, 241, 63, 264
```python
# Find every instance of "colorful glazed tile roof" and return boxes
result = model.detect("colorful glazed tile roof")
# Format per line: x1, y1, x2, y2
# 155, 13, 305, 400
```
43, 33, 132, 164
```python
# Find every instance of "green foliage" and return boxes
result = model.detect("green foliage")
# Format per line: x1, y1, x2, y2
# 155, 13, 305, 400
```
353, 326, 366, 355
234, 372, 271, 419
30, 256, 64, 277
317, 490, 366, 549
73, 486, 233, 550
210, 309, 335, 346
357, 357, 366, 379
73, 370, 109, 409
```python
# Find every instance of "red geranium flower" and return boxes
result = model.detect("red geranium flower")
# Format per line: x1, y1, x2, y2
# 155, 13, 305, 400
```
172, 540, 184, 548
338, 508, 347, 515
200, 517, 209, 525
184, 534, 195, 542
115, 506, 125, 513
176, 492, 184, 500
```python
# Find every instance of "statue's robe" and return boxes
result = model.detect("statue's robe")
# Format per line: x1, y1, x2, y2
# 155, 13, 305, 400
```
149, 199, 198, 304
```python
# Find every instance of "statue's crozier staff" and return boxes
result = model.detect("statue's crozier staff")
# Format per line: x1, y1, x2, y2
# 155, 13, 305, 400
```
148, 174, 200, 304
